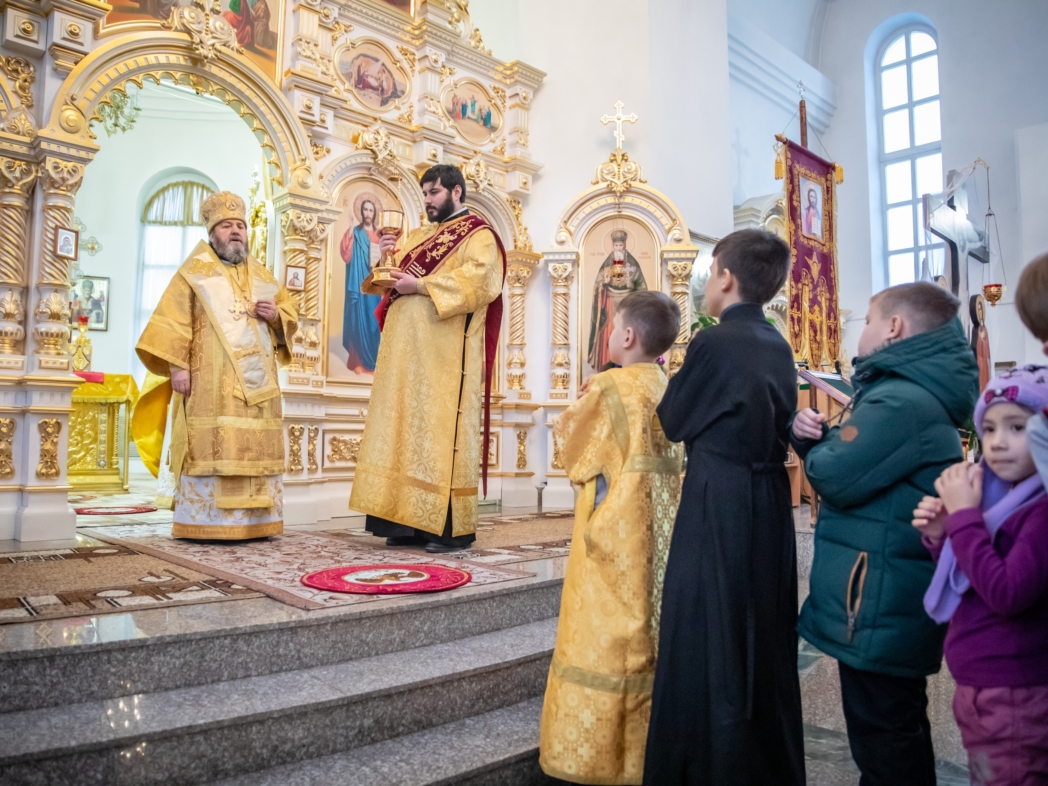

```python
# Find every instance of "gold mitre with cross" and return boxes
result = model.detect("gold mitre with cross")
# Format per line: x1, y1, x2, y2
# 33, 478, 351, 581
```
201, 191, 247, 232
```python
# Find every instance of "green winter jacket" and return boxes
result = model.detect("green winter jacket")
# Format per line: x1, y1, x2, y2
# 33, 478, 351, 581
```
793, 317, 979, 678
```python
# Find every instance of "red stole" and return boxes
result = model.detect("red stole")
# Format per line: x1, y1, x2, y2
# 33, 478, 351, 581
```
373, 214, 506, 496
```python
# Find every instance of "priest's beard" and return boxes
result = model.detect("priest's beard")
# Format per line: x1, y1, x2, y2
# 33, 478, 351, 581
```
426, 193, 457, 223
211, 234, 248, 264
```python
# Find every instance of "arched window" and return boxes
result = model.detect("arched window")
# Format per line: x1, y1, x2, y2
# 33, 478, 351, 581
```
133, 177, 214, 377
876, 26, 944, 286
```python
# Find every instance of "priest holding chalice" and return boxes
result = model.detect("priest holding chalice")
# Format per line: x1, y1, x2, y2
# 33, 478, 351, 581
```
350, 164, 507, 553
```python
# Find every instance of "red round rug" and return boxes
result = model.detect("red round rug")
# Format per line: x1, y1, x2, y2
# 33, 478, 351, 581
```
301, 563, 472, 595
74, 505, 158, 515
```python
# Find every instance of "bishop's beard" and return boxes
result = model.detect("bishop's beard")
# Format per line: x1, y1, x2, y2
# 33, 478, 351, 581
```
211, 235, 247, 264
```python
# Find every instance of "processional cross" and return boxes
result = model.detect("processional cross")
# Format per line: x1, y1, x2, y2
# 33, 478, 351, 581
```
924, 178, 988, 297
600, 101, 638, 150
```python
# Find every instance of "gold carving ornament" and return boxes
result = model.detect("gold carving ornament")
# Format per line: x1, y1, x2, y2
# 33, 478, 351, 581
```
37, 418, 61, 480
468, 27, 491, 55
490, 85, 507, 108
551, 435, 564, 470
516, 429, 527, 469
460, 154, 489, 193
491, 138, 506, 157
0, 418, 14, 479
1, 56, 35, 108
287, 424, 304, 473
5, 110, 35, 139
327, 435, 361, 463
330, 20, 352, 45
310, 141, 330, 160
354, 122, 401, 182
397, 46, 417, 75
593, 149, 646, 198
34, 291, 71, 354
307, 425, 319, 473
395, 106, 415, 126
162, 0, 244, 60
505, 198, 534, 253
0, 289, 25, 352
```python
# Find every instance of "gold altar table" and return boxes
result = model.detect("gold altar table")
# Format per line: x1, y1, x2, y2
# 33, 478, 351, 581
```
69, 374, 140, 493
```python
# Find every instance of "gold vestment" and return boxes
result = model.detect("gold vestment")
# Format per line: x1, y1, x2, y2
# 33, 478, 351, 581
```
134, 241, 297, 539
349, 218, 503, 537
539, 363, 682, 785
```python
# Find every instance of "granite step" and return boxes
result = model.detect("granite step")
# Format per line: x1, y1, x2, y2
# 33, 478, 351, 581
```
0, 576, 562, 714
0, 618, 558, 786
205, 697, 556, 786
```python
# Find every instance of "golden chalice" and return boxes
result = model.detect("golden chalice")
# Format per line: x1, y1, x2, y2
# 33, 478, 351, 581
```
370, 209, 405, 289
983, 283, 1004, 307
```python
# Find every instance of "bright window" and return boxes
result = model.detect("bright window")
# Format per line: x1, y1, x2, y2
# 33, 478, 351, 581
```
133, 180, 212, 378
876, 28, 945, 286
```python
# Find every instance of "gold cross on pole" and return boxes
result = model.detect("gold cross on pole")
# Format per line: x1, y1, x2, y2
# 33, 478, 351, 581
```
600, 101, 638, 150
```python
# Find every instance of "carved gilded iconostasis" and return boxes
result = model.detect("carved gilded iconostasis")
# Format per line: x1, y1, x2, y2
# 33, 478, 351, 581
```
0, 0, 550, 539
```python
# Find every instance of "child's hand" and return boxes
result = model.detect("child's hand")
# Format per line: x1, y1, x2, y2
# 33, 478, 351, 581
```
912, 495, 947, 545
934, 462, 983, 514
792, 408, 826, 441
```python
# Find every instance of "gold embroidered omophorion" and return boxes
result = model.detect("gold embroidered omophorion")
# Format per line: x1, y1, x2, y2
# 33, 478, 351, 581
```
349, 215, 504, 538
134, 240, 297, 539
539, 363, 681, 785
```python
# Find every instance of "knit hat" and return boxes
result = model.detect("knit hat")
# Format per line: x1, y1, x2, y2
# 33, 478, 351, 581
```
974, 364, 1048, 437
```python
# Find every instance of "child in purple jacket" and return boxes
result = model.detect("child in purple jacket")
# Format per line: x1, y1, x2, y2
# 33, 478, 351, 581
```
913, 365, 1048, 786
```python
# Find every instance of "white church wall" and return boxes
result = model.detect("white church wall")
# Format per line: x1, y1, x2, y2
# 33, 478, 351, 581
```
74, 85, 265, 378
818, 0, 1048, 364
1017, 122, 1048, 365
728, 0, 828, 64
727, 12, 837, 210
470, 0, 733, 406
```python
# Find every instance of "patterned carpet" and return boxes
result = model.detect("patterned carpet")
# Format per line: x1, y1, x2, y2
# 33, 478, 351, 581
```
0, 533, 261, 623
83, 524, 533, 610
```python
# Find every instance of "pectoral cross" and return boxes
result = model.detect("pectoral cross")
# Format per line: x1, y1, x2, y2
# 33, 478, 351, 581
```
600, 101, 638, 150
230, 296, 248, 320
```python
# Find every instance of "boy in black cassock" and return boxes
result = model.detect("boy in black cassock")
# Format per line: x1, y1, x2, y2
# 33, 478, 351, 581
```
644, 230, 805, 785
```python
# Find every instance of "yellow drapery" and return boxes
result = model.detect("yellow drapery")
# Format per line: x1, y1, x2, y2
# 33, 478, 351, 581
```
349, 219, 504, 537
539, 363, 682, 785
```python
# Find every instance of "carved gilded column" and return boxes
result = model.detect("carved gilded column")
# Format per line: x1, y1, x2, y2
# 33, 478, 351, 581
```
0, 157, 36, 364
33, 157, 83, 370
664, 250, 696, 377
300, 221, 329, 374
545, 252, 576, 400
505, 255, 538, 398
280, 209, 311, 373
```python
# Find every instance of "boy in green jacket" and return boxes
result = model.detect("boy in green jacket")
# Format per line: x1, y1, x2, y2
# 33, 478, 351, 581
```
791, 282, 979, 785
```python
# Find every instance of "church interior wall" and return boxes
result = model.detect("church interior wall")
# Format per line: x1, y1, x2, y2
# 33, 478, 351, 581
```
817, 0, 1048, 363
74, 85, 265, 378
1017, 122, 1048, 365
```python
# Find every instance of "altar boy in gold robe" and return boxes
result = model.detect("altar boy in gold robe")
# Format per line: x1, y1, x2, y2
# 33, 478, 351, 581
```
349, 165, 506, 553
539, 291, 683, 785
134, 191, 297, 539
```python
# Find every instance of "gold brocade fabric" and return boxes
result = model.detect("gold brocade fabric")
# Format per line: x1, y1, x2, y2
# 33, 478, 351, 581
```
134, 244, 297, 480
539, 364, 682, 785
349, 221, 504, 537
72, 374, 140, 405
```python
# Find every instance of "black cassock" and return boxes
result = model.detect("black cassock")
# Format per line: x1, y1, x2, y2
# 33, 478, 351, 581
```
644, 303, 805, 785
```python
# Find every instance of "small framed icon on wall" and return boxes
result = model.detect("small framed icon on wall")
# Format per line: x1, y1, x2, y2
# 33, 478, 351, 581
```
55, 227, 79, 260
284, 266, 305, 292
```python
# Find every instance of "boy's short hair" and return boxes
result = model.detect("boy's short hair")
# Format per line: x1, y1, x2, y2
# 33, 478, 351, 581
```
420, 164, 467, 202
1016, 252, 1048, 340
619, 291, 681, 357
874, 282, 959, 334
712, 229, 791, 305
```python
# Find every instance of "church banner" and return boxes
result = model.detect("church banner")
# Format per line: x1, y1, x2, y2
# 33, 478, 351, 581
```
777, 136, 841, 368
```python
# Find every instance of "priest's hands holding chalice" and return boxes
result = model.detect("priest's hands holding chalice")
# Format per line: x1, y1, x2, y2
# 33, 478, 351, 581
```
376, 230, 419, 295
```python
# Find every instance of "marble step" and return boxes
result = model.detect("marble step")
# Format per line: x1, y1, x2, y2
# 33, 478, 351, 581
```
0, 576, 562, 714
0, 618, 557, 786
205, 697, 556, 786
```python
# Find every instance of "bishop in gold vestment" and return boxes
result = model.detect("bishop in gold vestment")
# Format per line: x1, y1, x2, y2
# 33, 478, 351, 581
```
134, 191, 297, 539
349, 168, 505, 552
539, 363, 682, 785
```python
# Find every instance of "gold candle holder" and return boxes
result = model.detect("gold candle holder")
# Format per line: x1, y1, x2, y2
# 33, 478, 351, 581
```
370, 210, 405, 289
983, 283, 1004, 307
